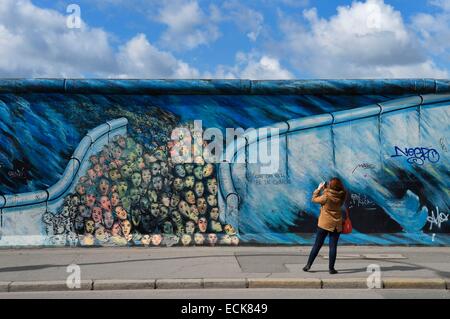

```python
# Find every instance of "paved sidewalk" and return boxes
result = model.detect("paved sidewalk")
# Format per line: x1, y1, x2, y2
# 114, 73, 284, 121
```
0, 246, 448, 291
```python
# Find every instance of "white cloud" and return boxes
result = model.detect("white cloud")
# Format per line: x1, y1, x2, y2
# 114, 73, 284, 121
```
222, 1, 265, 42
412, 1, 450, 60
0, 0, 200, 78
277, 0, 448, 78
156, 0, 220, 51
115, 33, 199, 78
210, 52, 294, 79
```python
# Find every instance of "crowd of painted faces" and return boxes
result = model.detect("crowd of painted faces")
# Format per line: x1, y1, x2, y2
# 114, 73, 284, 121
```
42, 127, 239, 247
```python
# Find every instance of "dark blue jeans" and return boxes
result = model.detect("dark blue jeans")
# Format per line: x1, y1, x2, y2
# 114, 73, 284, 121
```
306, 227, 341, 270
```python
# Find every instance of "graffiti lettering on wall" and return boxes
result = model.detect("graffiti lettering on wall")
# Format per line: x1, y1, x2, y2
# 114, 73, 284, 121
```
42, 122, 239, 247
248, 173, 291, 185
390, 146, 440, 165
349, 193, 376, 210
427, 207, 449, 231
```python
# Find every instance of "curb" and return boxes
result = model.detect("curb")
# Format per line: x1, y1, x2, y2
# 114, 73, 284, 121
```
0, 278, 448, 292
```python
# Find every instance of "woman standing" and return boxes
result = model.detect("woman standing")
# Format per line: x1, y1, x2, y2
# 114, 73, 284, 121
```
303, 178, 347, 274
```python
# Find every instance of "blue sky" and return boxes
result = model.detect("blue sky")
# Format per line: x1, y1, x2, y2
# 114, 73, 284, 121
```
1, 0, 449, 78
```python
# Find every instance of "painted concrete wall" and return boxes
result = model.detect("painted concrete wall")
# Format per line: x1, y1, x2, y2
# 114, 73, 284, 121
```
0, 80, 449, 247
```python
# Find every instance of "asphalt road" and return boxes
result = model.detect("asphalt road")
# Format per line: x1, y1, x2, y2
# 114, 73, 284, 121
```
0, 288, 448, 299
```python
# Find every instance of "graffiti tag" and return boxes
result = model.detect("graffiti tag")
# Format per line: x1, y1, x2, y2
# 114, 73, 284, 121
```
248, 173, 291, 185
390, 146, 440, 165
349, 193, 376, 210
427, 207, 449, 231
352, 163, 376, 175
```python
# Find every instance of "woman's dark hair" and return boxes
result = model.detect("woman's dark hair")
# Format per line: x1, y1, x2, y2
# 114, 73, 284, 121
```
328, 177, 344, 191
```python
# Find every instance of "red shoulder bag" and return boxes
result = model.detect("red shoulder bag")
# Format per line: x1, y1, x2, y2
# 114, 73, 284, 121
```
342, 206, 353, 234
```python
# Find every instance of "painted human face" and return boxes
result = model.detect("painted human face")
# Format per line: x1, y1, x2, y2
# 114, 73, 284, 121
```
120, 220, 132, 237
161, 193, 170, 207
95, 226, 108, 242
194, 182, 204, 197
198, 217, 207, 233
185, 176, 195, 189
115, 206, 128, 220
131, 208, 141, 227
181, 234, 192, 246
99, 178, 110, 196
194, 233, 205, 245
154, 149, 166, 161
111, 192, 120, 207
184, 164, 194, 174
151, 234, 162, 246
127, 151, 137, 164
173, 178, 184, 192
135, 144, 143, 157
197, 198, 207, 215
85, 219, 95, 234
207, 233, 218, 246
178, 201, 191, 217
87, 169, 97, 181
144, 153, 157, 165
86, 193, 96, 207
130, 188, 141, 203
109, 169, 121, 181
140, 197, 151, 211
89, 155, 99, 165
121, 164, 132, 178
100, 196, 112, 212
160, 206, 169, 219
184, 190, 196, 205
117, 181, 128, 198
210, 207, 219, 220
92, 207, 103, 223
224, 224, 237, 236
207, 194, 217, 207
170, 194, 180, 208
71, 195, 80, 207
151, 162, 161, 176
152, 176, 163, 191
171, 210, 182, 224
79, 205, 91, 218
103, 210, 114, 229
207, 178, 218, 195
190, 205, 199, 218
147, 190, 158, 203
220, 234, 232, 245
118, 136, 126, 149
160, 162, 169, 177
113, 146, 123, 159
150, 203, 160, 218
94, 164, 104, 178
111, 222, 122, 236
210, 220, 223, 233
74, 215, 84, 233
185, 221, 195, 235
121, 196, 131, 212
142, 169, 151, 185
203, 164, 214, 178
163, 221, 173, 234
131, 172, 142, 187
230, 235, 239, 245
141, 234, 151, 246
76, 184, 85, 196
175, 164, 186, 178
193, 166, 203, 180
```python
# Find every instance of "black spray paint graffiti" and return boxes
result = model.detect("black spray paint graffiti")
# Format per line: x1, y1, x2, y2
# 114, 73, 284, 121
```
390, 146, 440, 165
427, 206, 449, 231
349, 193, 376, 210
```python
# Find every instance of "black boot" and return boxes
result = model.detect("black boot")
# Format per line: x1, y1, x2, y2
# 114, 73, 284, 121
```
329, 269, 338, 274
302, 264, 311, 272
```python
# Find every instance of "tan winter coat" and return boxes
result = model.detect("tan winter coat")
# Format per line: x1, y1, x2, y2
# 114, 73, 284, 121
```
312, 188, 346, 232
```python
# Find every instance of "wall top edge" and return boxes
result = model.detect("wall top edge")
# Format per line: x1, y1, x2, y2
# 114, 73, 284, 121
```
0, 79, 449, 95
